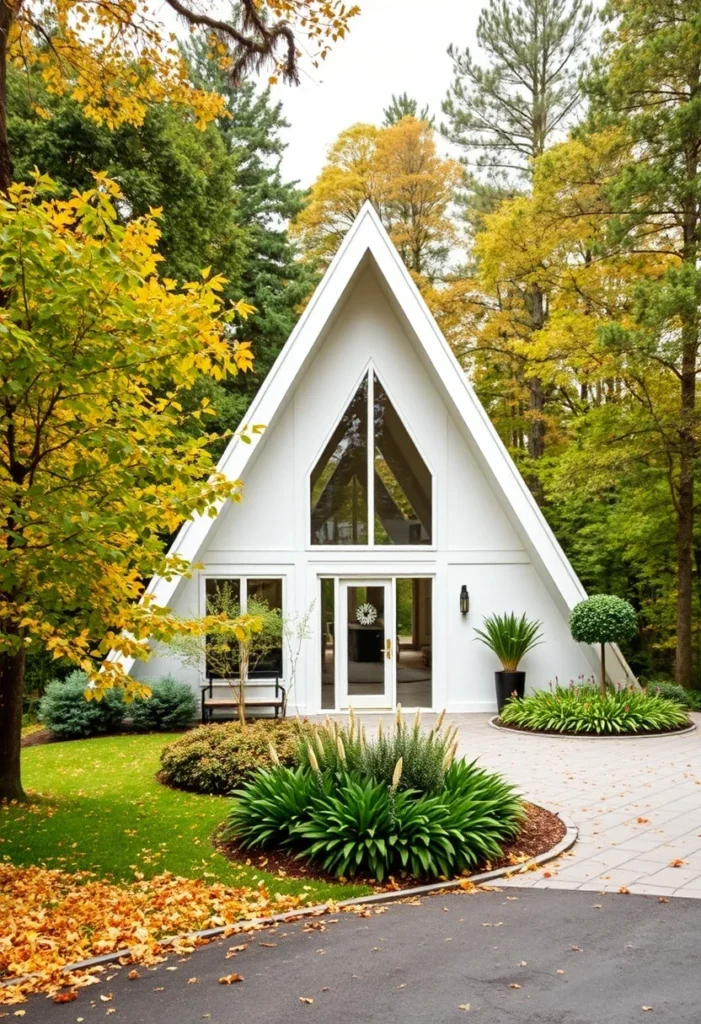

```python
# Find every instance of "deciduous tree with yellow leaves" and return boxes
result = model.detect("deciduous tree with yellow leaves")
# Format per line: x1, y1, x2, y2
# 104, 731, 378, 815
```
0, 0, 359, 192
0, 0, 359, 801
0, 174, 258, 800
292, 115, 461, 288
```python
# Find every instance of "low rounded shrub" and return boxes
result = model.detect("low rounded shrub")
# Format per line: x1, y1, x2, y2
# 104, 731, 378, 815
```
129, 677, 197, 732
499, 684, 690, 735
644, 681, 701, 711
159, 719, 304, 795
39, 671, 125, 739
223, 755, 523, 882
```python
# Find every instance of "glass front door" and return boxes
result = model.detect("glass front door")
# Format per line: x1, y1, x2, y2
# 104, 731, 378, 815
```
338, 579, 394, 709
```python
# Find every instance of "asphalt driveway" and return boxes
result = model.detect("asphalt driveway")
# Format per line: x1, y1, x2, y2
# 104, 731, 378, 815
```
22, 887, 701, 1023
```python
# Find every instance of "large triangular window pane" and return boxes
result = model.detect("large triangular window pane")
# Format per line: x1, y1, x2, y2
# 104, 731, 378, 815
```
310, 376, 368, 545
373, 374, 432, 544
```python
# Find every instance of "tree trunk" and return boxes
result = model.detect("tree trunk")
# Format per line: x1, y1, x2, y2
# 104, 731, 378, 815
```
0, 638, 27, 801
675, 321, 696, 687
600, 642, 607, 698
526, 283, 546, 503
238, 649, 249, 726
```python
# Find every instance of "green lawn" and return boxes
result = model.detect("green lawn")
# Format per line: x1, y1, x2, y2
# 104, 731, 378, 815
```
1, 733, 369, 901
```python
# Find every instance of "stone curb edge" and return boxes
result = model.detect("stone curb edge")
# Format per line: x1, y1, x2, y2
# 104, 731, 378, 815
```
1, 804, 578, 986
488, 716, 697, 739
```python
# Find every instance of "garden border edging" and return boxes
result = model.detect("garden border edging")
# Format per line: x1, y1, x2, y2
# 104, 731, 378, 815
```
489, 716, 697, 739
2, 804, 577, 985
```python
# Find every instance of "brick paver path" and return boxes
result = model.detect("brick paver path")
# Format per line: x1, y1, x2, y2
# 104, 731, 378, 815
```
450, 712, 701, 898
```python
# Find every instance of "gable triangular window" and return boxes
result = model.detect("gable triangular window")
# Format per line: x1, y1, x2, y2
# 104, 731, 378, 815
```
310, 370, 432, 546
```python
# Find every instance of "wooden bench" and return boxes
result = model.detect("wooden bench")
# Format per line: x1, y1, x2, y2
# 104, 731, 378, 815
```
200, 675, 287, 723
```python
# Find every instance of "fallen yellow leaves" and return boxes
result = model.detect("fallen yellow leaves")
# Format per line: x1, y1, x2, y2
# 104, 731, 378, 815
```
0, 863, 306, 1005
218, 974, 244, 985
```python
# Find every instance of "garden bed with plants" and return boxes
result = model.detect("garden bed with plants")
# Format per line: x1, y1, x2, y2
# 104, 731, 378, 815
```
162, 711, 561, 887
215, 799, 565, 889
496, 684, 693, 736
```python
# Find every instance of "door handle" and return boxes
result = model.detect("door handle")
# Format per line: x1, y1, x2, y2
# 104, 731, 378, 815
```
385, 638, 392, 660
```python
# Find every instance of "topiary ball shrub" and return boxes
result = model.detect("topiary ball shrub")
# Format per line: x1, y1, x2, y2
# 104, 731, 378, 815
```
129, 677, 197, 732
38, 671, 125, 739
159, 719, 304, 795
569, 594, 637, 695
499, 683, 690, 735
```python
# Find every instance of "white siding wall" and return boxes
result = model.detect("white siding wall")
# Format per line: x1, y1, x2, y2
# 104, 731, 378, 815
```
135, 267, 611, 712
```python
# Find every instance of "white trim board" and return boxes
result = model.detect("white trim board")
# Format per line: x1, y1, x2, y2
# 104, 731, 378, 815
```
110, 202, 634, 685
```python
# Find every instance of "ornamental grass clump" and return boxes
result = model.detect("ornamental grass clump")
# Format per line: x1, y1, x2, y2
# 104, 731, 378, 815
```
499, 683, 690, 735
473, 612, 543, 671
223, 708, 523, 882
295, 707, 458, 794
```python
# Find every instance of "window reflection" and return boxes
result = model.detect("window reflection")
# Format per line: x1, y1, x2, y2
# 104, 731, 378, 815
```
310, 377, 368, 545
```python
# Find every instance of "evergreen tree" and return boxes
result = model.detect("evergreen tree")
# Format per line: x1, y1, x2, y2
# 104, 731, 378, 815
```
442, 0, 594, 196
442, 0, 594, 479
583, 0, 701, 686
383, 92, 433, 127
7, 60, 310, 439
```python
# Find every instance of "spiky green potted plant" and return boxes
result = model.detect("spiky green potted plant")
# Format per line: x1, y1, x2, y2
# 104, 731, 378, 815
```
474, 612, 544, 712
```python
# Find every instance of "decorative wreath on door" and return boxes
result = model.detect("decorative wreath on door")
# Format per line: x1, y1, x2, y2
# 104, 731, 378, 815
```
355, 603, 378, 626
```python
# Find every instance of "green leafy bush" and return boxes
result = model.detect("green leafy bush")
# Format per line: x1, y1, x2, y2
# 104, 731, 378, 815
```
159, 719, 304, 795
569, 595, 637, 646
38, 671, 125, 739
296, 710, 457, 794
473, 612, 543, 671
223, 750, 523, 882
644, 681, 701, 711
223, 766, 331, 850
500, 684, 690, 735
129, 677, 197, 732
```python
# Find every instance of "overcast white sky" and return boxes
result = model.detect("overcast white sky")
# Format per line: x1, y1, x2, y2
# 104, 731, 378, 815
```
273, 0, 481, 186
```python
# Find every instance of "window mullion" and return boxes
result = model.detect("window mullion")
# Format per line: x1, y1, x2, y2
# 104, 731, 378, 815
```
367, 370, 374, 546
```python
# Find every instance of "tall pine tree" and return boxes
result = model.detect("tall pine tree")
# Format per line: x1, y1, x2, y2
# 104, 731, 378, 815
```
584, 0, 701, 686
442, 0, 594, 478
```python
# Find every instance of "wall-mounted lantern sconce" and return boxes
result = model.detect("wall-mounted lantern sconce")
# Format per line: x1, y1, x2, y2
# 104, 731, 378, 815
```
460, 585, 469, 616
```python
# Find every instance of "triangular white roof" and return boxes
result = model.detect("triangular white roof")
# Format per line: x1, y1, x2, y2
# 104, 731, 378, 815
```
114, 202, 633, 682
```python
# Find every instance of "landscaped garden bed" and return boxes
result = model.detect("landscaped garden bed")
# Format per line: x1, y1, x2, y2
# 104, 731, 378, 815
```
216, 799, 565, 889
496, 683, 693, 736
210, 711, 534, 885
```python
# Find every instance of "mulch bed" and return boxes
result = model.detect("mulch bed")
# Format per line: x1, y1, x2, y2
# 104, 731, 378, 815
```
495, 718, 693, 737
214, 800, 565, 892
20, 728, 56, 748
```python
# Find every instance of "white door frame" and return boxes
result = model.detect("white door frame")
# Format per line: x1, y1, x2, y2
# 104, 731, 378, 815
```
337, 577, 395, 710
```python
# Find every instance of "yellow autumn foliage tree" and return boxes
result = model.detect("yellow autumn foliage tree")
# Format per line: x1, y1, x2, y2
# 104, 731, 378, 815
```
0, 0, 360, 190
292, 116, 462, 287
0, 174, 260, 800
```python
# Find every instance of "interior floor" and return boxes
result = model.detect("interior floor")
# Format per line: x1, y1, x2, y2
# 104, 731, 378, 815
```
321, 647, 432, 709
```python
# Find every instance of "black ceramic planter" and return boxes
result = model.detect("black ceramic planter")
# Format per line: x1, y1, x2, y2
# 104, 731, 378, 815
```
495, 670, 525, 712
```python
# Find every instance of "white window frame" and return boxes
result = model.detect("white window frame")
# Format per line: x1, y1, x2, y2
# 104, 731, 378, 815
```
199, 571, 287, 681
307, 360, 436, 551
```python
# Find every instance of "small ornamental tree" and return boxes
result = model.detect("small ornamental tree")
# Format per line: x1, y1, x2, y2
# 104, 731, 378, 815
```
569, 595, 637, 696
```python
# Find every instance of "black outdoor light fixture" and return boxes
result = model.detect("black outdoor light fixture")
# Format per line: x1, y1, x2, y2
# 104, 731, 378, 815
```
460, 585, 469, 616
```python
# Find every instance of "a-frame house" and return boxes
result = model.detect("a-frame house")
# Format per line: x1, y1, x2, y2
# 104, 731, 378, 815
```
120, 203, 633, 714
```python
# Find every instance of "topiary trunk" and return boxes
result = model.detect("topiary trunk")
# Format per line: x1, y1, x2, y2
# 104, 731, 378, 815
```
600, 642, 606, 698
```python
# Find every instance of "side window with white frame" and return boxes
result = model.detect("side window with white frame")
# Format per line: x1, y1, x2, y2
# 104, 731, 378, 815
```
204, 576, 283, 678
